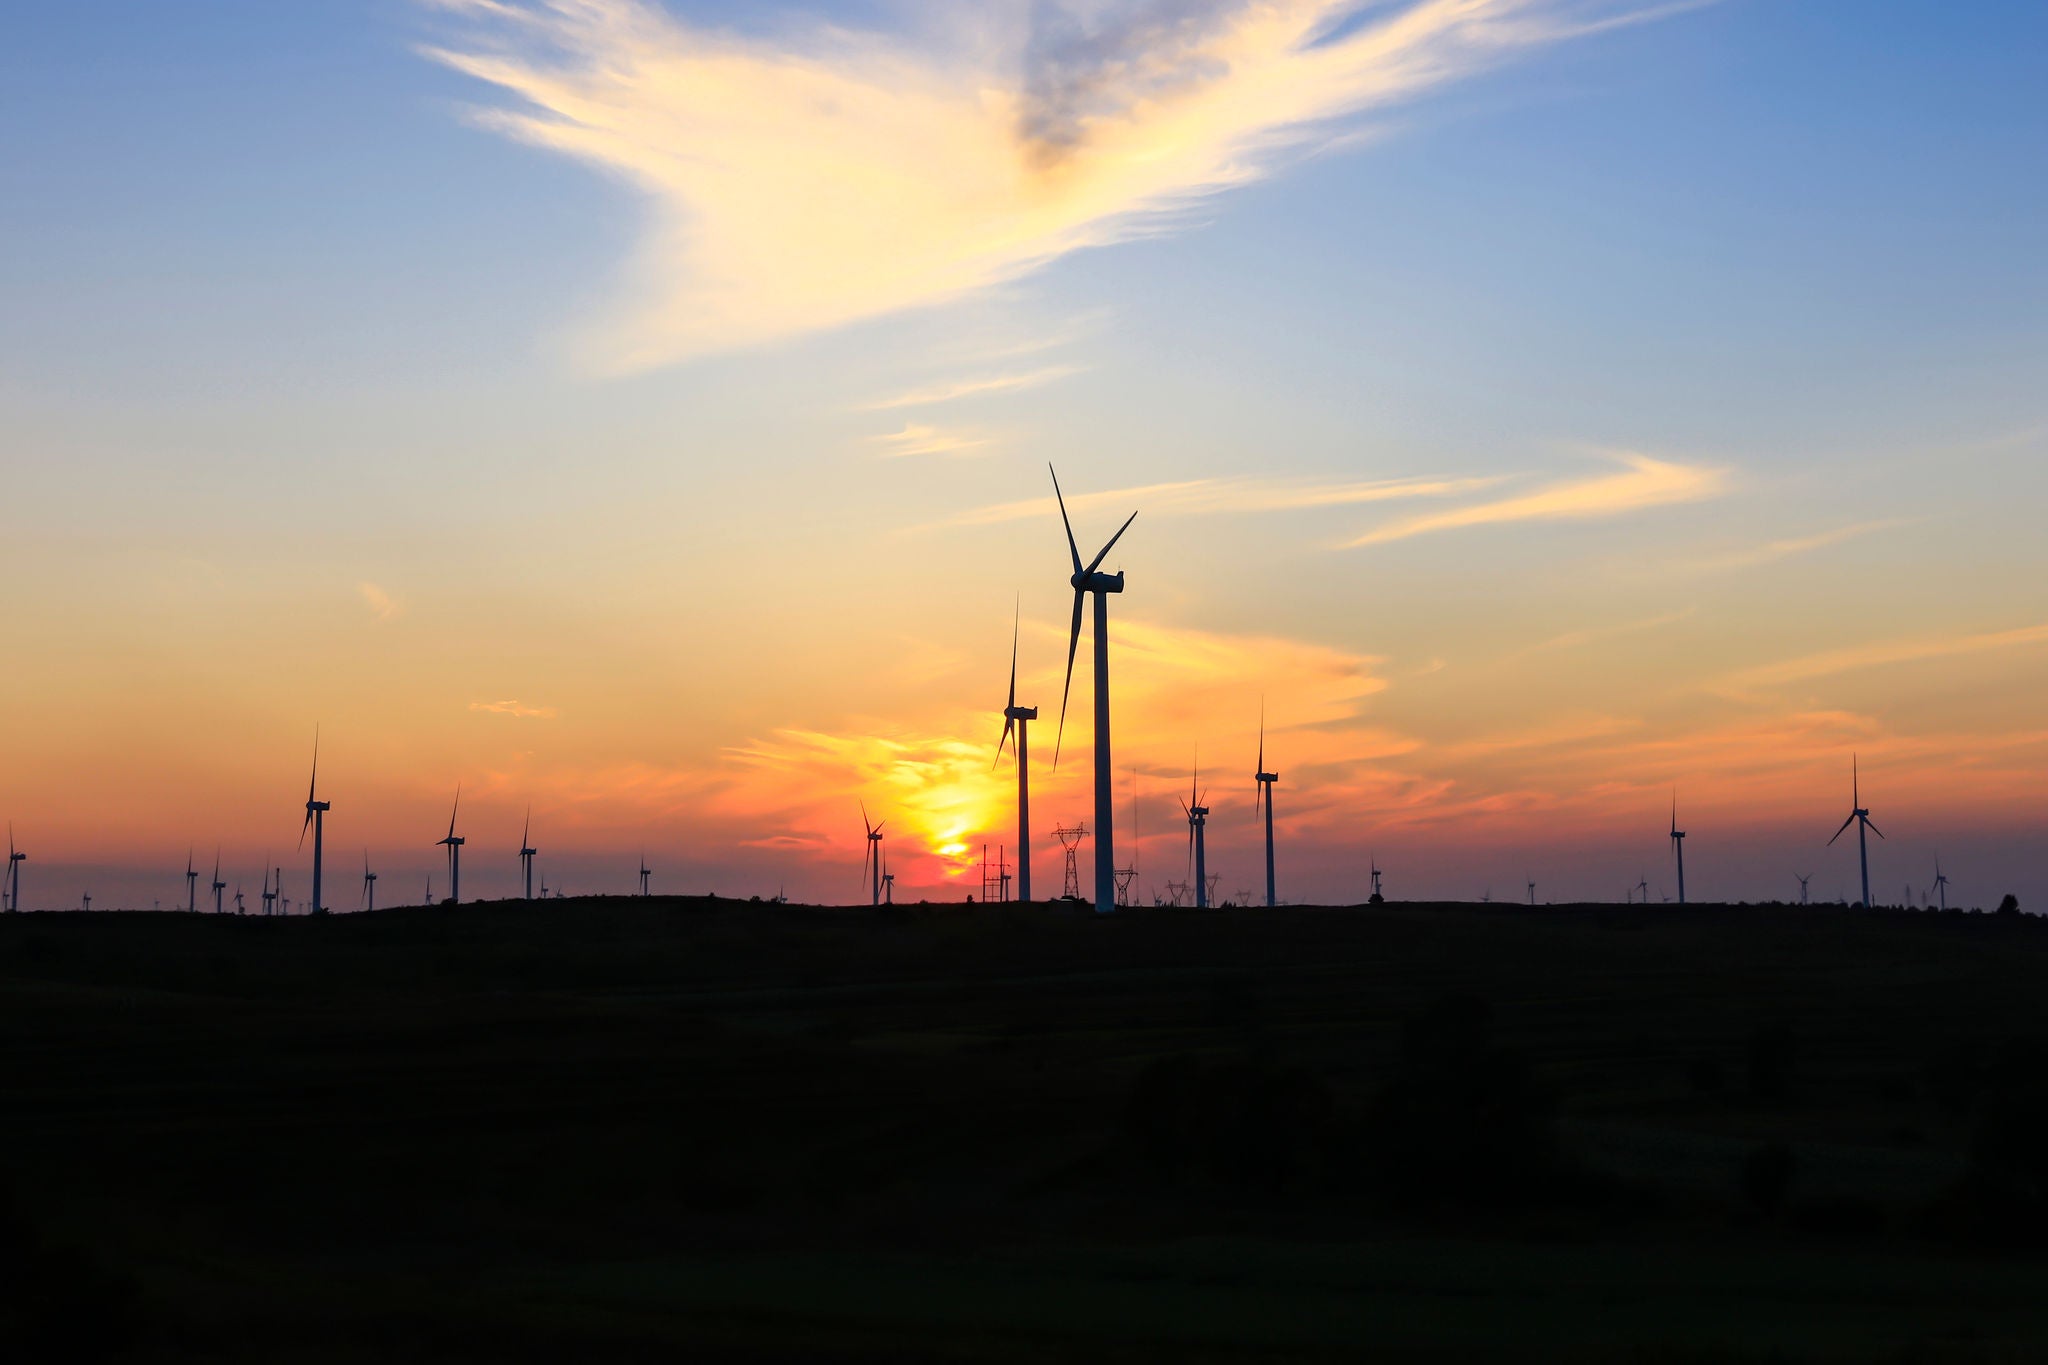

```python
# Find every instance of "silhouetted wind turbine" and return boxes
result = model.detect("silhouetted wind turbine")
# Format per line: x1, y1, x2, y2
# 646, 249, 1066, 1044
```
81, 890, 91, 913
1253, 704, 1278, 909
234, 883, 245, 915
1669, 795, 1687, 906
361, 851, 377, 912
1050, 464, 1138, 916
261, 864, 276, 917
1827, 755, 1883, 908
639, 852, 651, 897
519, 808, 538, 901
6, 826, 23, 913
996, 600, 1038, 903
301, 729, 329, 915
210, 851, 226, 915
1933, 855, 1949, 912
882, 847, 896, 905
185, 852, 199, 914
861, 803, 885, 908
1528, 878, 1537, 907
1795, 873, 1811, 906
438, 786, 465, 905
1180, 754, 1209, 910
1634, 872, 1649, 905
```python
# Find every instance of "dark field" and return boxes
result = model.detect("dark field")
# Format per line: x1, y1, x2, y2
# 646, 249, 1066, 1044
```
6, 898, 2048, 1362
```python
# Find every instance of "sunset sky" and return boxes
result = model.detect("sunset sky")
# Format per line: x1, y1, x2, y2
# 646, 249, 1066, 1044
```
3, 0, 2044, 911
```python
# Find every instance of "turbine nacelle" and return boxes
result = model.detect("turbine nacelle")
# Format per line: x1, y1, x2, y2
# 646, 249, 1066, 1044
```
1004, 705, 1039, 722
1070, 568, 1125, 595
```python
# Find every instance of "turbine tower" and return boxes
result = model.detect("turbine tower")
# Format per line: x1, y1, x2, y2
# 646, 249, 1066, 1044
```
519, 808, 538, 901
1180, 755, 1209, 910
860, 803, 885, 908
260, 865, 276, 917
639, 853, 651, 897
1253, 705, 1278, 908
361, 852, 377, 913
234, 883, 244, 915
301, 730, 330, 915
1669, 795, 1687, 906
7, 826, 24, 913
996, 601, 1038, 903
210, 851, 226, 915
1795, 873, 1811, 906
438, 785, 465, 906
1827, 755, 1884, 909
1933, 855, 1949, 912
185, 852, 199, 914
882, 848, 896, 905
1051, 465, 1138, 915
81, 890, 91, 912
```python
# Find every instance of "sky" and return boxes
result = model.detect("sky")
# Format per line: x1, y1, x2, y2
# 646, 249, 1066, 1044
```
2, 0, 2044, 912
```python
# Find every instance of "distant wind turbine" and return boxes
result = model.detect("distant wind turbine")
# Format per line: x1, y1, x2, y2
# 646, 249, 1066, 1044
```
860, 803, 885, 908
1528, 878, 1537, 907
1634, 872, 1649, 905
361, 851, 377, 912
1932, 855, 1949, 912
1253, 704, 1278, 909
1795, 873, 1811, 906
234, 883, 245, 915
7, 825, 24, 913
1180, 753, 1210, 910
882, 847, 896, 905
1826, 755, 1883, 909
438, 785, 465, 905
185, 852, 199, 915
261, 864, 276, 917
995, 599, 1038, 903
519, 808, 538, 900
210, 851, 226, 915
81, 890, 91, 913
1050, 464, 1138, 916
1669, 795, 1687, 905
639, 852, 651, 897
301, 728, 329, 915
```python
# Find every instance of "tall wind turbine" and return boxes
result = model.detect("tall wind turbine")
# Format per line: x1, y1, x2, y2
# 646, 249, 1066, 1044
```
361, 852, 377, 913
519, 808, 538, 901
210, 851, 226, 915
1253, 705, 1278, 909
6, 826, 22, 913
185, 852, 199, 914
260, 865, 276, 917
1669, 796, 1687, 906
438, 786, 465, 906
301, 730, 330, 916
1180, 755, 1209, 910
1050, 465, 1138, 916
860, 803, 885, 908
996, 601, 1037, 903
1932, 856, 1949, 912
639, 853, 651, 897
1795, 873, 1811, 906
1827, 755, 1883, 908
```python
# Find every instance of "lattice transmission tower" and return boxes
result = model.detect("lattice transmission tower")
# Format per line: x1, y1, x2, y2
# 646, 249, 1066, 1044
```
1053, 824, 1089, 900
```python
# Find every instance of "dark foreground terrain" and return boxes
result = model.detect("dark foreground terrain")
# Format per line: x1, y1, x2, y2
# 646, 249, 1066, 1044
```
5, 897, 2048, 1362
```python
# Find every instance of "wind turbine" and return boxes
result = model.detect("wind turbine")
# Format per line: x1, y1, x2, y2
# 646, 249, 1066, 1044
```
234, 883, 245, 915
996, 600, 1038, 903
185, 852, 199, 914
361, 852, 377, 913
1795, 873, 1811, 906
1933, 855, 1949, 912
1253, 704, 1278, 908
1634, 872, 1650, 905
1528, 878, 1537, 907
1180, 754, 1209, 910
1827, 755, 1883, 908
81, 890, 91, 912
438, 785, 465, 906
6, 826, 22, 913
210, 851, 226, 915
260, 865, 276, 917
301, 728, 329, 915
1050, 464, 1138, 916
1669, 795, 1687, 906
882, 848, 896, 905
860, 803, 885, 908
519, 808, 538, 901
639, 853, 651, 897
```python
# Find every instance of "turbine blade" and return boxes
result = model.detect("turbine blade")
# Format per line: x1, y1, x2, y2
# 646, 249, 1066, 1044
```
308, 725, 319, 805
1008, 599, 1019, 712
1865, 817, 1886, 841
447, 784, 461, 839
1048, 463, 1083, 575
1084, 510, 1139, 576
995, 715, 1014, 770
1054, 588, 1083, 768
521, 805, 530, 849
1827, 812, 1856, 845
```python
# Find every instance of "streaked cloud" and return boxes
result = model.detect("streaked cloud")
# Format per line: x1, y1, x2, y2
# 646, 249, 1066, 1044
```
358, 581, 404, 622
942, 473, 1502, 529
469, 699, 560, 719
1722, 622, 2048, 693
868, 423, 990, 459
863, 365, 1082, 411
1511, 609, 1692, 658
1345, 451, 1728, 547
425, 0, 1697, 369
1688, 518, 1912, 574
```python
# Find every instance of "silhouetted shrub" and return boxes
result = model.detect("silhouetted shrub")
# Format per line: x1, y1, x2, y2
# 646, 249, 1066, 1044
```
1362, 995, 1558, 1212
1124, 1054, 1338, 1193
1997, 894, 2021, 916
1746, 1022, 1798, 1101
1740, 1142, 1796, 1217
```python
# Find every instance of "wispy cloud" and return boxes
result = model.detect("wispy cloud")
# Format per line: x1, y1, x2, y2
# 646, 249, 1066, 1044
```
358, 581, 403, 622
425, 0, 1699, 369
1345, 451, 1728, 547
1511, 608, 1692, 658
863, 365, 1081, 411
1722, 622, 2048, 693
469, 699, 559, 719
1688, 518, 1911, 574
942, 473, 1502, 529
867, 423, 990, 458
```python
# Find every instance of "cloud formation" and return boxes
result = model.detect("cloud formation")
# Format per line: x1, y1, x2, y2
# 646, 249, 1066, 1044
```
945, 472, 1502, 528
425, 0, 1691, 369
1722, 622, 2048, 694
1688, 518, 1912, 574
868, 423, 990, 458
1345, 451, 1727, 546
469, 699, 560, 719
358, 581, 403, 621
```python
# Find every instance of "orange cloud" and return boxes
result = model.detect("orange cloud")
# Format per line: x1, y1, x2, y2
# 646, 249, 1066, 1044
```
1346, 451, 1728, 546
